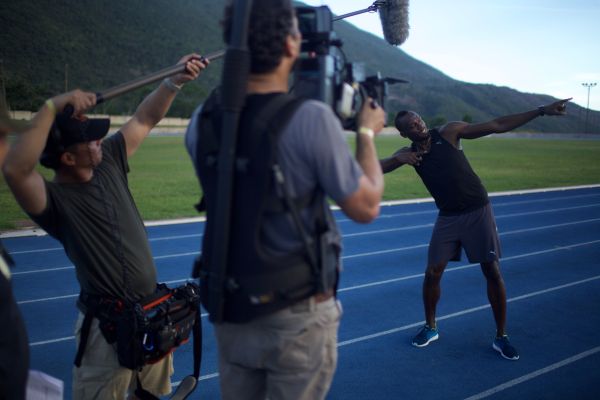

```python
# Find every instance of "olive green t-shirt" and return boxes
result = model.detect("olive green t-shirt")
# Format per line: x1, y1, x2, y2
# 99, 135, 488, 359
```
30, 133, 157, 301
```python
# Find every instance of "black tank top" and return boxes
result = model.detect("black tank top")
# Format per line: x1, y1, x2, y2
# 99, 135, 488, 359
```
414, 129, 488, 215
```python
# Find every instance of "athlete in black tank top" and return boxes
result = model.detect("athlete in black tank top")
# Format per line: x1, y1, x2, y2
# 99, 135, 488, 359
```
380, 100, 571, 361
412, 128, 488, 215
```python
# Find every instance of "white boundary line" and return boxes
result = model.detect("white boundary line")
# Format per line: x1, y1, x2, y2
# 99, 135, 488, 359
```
463, 346, 600, 400
26, 239, 600, 344
5, 198, 600, 255
94, 274, 600, 386
336, 275, 600, 348
11, 214, 600, 280
2, 184, 599, 238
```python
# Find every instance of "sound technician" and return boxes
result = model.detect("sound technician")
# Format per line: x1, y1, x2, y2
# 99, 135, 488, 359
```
2, 54, 206, 399
185, 1, 385, 398
380, 99, 571, 361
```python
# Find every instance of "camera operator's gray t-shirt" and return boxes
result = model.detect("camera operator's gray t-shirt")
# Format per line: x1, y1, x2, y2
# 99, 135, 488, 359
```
29, 133, 157, 301
185, 97, 363, 255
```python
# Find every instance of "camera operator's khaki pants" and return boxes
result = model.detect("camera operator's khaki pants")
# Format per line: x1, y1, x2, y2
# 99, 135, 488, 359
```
215, 296, 342, 400
72, 313, 173, 400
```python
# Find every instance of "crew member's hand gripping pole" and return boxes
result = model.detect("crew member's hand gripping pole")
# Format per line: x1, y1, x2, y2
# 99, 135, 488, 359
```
94, 50, 225, 104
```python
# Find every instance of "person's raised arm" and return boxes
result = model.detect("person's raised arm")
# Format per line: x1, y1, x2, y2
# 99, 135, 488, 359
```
121, 54, 208, 158
2, 91, 97, 214
451, 98, 572, 141
337, 99, 385, 223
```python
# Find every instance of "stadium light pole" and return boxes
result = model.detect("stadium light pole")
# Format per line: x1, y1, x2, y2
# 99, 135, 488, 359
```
582, 82, 597, 133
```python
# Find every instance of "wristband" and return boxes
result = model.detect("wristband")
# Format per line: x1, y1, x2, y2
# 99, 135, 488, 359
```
358, 126, 374, 139
163, 77, 183, 92
537, 106, 546, 116
45, 99, 56, 116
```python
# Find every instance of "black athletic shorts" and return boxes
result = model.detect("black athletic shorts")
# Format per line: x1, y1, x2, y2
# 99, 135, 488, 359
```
428, 203, 501, 265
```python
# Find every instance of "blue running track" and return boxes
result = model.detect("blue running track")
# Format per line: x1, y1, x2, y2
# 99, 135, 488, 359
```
4, 185, 600, 399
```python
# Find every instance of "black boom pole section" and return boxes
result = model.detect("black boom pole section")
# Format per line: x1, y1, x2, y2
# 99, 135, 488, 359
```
95, 50, 225, 104
206, 0, 253, 323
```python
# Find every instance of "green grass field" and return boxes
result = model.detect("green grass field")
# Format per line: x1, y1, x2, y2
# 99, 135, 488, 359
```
1, 135, 599, 231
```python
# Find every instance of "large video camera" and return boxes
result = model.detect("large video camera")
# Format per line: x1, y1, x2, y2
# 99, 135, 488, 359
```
292, 5, 406, 129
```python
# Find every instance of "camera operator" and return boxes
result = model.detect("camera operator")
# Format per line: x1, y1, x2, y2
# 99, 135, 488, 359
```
185, 1, 385, 399
2, 54, 207, 399
0, 108, 29, 400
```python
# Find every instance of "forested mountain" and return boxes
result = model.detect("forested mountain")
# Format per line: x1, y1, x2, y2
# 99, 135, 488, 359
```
1, 0, 597, 133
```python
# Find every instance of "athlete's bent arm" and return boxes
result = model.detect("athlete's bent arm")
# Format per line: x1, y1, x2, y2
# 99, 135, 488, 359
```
380, 147, 422, 173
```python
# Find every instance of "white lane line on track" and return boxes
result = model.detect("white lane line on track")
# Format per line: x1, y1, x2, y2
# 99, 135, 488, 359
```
27, 240, 600, 345
497, 203, 599, 219
500, 218, 600, 235
19, 293, 79, 305
5, 185, 598, 241
492, 192, 600, 207
11, 250, 204, 276
11, 266, 75, 275
18, 213, 598, 278
7, 234, 205, 255
463, 346, 600, 400
15, 222, 600, 302
365, 201, 600, 223
339, 239, 600, 292
7, 191, 600, 255
337, 274, 600, 347
65, 273, 600, 385
11, 213, 600, 277
31, 336, 75, 346
343, 223, 434, 237
343, 214, 600, 239
335, 193, 600, 223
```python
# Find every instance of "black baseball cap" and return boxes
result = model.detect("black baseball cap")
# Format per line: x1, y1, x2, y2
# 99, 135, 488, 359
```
49, 111, 110, 149
40, 111, 110, 168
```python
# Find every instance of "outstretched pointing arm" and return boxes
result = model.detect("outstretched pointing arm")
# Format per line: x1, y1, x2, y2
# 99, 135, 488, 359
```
451, 98, 572, 141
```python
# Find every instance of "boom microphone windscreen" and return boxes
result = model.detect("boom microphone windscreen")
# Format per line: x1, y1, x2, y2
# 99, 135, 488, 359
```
378, 0, 409, 46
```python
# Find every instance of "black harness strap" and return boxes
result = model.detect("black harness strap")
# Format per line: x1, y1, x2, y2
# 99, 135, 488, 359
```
134, 377, 160, 400
73, 311, 94, 367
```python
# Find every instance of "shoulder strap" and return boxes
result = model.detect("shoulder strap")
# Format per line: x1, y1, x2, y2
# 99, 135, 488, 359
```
194, 88, 221, 213
73, 312, 95, 368
195, 93, 302, 212
197, 88, 222, 158
240, 93, 301, 165
266, 98, 327, 292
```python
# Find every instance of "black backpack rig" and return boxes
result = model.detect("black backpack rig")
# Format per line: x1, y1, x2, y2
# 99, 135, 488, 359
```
192, 89, 340, 323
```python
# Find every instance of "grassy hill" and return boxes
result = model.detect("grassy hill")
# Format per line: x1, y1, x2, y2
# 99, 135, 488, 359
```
1, 0, 598, 132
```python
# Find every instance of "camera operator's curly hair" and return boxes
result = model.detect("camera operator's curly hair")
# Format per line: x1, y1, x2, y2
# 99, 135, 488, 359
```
222, 0, 296, 74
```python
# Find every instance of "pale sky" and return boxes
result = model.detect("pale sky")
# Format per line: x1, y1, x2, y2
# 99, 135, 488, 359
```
302, 0, 600, 111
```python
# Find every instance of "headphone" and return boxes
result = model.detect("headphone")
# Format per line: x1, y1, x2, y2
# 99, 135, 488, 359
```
40, 105, 75, 169
40, 124, 65, 169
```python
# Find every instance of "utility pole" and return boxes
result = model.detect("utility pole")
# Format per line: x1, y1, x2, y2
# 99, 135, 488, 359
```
64, 63, 69, 92
582, 82, 597, 134
0, 59, 7, 111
